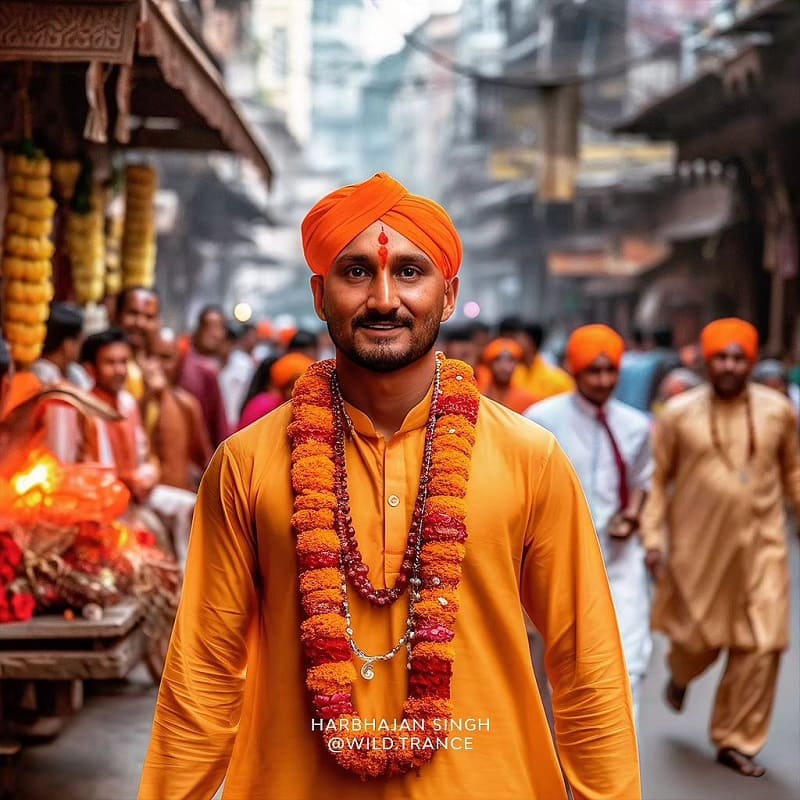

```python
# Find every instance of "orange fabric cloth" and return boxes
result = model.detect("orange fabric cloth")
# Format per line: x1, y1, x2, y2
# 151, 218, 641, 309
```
301, 173, 462, 279
486, 386, 538, 414
2, 372, 43, 419
256, 320, 274, 341
511, 356, 574, 400
566, 324, 625, 375
139, 395, 640, 800
271, 353, 314, 392
277, 327, 297, 349
482, 338, 523, 363
701, 318, 758, 363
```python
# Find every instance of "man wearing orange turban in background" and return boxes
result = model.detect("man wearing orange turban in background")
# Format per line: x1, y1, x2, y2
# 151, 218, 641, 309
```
641, 317, 800, 777
140, 174, 639, 800
527, 324, 654, 724
479, 338, 538, 413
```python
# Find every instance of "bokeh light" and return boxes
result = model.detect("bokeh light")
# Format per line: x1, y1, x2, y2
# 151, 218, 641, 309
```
233, 302, 253, 323
463, 301, 481, 319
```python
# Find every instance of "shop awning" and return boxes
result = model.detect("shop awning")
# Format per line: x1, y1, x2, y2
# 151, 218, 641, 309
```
0, 0, 272, 184
548, 235, 671, 278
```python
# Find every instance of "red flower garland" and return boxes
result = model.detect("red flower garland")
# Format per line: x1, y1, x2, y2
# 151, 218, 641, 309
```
288, 356, 480, 779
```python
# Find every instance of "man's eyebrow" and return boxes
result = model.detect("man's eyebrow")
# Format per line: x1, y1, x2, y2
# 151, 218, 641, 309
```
333, 253, 371, 267
391, 252, 433, 267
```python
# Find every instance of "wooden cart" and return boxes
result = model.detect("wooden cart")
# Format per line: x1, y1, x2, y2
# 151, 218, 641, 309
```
0, 600, 147, 798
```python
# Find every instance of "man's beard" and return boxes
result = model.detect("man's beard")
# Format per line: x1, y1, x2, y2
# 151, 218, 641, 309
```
326, 310, 442, 373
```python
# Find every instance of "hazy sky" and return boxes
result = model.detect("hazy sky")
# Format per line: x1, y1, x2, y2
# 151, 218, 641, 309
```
360, 0, 463, 60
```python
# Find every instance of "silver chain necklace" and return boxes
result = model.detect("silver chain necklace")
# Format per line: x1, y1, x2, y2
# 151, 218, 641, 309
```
331, 356, 442, 680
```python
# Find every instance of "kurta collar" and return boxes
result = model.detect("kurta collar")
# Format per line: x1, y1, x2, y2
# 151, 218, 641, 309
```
92, 385, 120, 412
342, 383, 436, 439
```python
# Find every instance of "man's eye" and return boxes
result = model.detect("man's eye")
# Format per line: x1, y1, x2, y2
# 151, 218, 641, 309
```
398, 266, 420, 278
347, 267, 367, 278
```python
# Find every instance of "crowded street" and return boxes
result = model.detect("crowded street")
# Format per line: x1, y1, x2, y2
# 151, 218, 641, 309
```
3, 1, 800, 799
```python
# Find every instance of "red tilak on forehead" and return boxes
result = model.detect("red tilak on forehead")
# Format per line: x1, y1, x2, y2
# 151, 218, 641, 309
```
377, 225, 389, 267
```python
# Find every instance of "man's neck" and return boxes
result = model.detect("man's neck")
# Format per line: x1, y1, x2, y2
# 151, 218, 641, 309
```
43, 354, 66, 375
335, 351, 437, 439
577, 389, 606, 409
711, 383, 749, 403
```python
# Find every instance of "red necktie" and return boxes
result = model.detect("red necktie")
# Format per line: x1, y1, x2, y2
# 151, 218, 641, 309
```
596, 407, 629, 512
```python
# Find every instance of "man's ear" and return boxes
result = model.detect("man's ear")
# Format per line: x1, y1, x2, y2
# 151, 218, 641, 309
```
441, 276, 460, 323
310, 275, 327, 322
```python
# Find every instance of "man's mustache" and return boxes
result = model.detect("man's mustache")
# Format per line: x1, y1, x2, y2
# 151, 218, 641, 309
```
352, 313, 413, 329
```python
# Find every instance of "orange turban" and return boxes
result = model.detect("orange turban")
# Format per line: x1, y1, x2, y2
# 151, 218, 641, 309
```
271, 353, 313, 392
566, 324, 625, 375
301, 173, 462, 279
701, 318, 758, 362
482, 338, 523, 364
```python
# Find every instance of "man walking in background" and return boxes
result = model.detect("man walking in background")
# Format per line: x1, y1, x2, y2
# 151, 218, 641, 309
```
641, 317, 800, 777
527, 324, 653, 722
179, 305, 230, 446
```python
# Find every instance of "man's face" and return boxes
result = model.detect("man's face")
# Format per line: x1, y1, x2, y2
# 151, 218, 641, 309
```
575, 354, 619, 406
510, 330, 535, 360
153, 337, 180, 385
310, 221, 458, 373
196, 311, 226, 355
119, 291, 160, 352
63, 336, 81, 365
490, 352, 518, 385
707, 344, 752, 398
92, 342, 131, 395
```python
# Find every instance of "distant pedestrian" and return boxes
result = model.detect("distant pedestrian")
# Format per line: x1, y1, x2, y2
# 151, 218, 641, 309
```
498, 317, 574, 400
178, 305, 230, 447
641, 318, 800, 778
480, 338, 538, 413
527, 324, 653, 723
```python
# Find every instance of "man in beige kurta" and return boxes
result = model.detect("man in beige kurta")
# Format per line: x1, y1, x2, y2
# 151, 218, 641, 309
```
641, 317, 800, 777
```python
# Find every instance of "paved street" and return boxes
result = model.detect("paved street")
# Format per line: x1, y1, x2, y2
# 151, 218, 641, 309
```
14, 539, 799, 800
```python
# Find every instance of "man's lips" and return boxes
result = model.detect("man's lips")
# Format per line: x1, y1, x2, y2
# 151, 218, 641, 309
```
357, 321, 409, 331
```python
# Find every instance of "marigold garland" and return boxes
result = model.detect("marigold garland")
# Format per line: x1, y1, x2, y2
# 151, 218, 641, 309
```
289, 356, 480, 779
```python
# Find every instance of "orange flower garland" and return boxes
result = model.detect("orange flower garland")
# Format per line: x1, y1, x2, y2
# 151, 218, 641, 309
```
288, 356, 480, 779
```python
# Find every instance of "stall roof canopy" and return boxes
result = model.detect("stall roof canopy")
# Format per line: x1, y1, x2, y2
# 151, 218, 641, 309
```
0, 0, 272, 184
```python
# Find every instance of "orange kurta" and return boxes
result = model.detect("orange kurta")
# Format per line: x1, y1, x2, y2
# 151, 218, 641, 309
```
512, 355, 574, 400
140, 395, 639, 800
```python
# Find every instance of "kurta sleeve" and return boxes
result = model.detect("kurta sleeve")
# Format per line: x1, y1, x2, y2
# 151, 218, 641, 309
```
139, 442, 258, 799
639, 412, 677, 552
521, 438, 641, 800
628, 424, 654, 492
778, 404, 800, 517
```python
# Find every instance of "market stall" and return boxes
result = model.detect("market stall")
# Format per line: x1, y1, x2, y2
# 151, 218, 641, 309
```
0, 1, 273, 780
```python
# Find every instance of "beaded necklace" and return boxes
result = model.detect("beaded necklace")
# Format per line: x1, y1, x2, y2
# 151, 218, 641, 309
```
709, 387, 756, 481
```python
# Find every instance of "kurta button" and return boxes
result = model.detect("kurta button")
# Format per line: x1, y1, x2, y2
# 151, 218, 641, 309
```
388, 494, 400, 508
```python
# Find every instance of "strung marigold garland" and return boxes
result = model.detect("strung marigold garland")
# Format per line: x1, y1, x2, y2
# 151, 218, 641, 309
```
288, 356, 480, 779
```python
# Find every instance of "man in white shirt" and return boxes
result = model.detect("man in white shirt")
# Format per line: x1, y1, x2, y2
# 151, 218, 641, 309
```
526, 323, 653, 722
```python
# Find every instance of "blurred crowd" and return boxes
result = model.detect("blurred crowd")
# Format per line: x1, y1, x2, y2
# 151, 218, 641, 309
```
3, 290, 799, 571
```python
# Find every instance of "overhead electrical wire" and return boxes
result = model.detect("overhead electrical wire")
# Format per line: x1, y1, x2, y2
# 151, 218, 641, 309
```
366, 0, 709, 90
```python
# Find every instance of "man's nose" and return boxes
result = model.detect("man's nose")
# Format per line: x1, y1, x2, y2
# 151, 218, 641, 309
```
366, 268, 400, 313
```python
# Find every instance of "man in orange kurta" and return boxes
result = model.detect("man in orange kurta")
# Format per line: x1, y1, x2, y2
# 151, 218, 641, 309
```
140, 173, 639, 799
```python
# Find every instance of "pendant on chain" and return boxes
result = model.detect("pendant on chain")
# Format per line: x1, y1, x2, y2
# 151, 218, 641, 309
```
360, 661, 376, 680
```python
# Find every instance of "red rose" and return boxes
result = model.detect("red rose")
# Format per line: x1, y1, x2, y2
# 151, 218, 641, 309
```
10, 592, 35, 622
